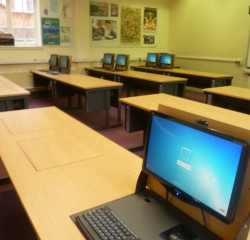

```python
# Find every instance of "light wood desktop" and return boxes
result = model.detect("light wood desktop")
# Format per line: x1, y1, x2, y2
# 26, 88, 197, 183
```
84, 67, 187, 97
120, 93, 250, 239
204, 86, 250, 114
131, 66, 233, 89
31, 71, 123, 127
0, 106, 142, 240
0, 75, 30, 111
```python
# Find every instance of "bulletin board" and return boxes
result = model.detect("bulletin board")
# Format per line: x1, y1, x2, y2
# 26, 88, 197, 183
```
40, 0, 73, 46
90, 1, 157, 47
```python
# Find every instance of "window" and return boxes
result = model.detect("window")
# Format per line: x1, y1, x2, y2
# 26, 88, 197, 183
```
0, 0, 40, 46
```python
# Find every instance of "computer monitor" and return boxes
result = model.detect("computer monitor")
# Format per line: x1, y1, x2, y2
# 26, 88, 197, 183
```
143, 111, 250, 224
49, 54, 59, 71
157, 53, 175, 68
146, 53, 159, 67
115, 54, 129, 71
59, 55, 71, 74
102, 53, 115, 70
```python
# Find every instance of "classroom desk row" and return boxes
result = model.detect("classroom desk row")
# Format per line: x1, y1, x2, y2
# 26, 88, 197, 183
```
84, 67, 187, 97
0, 98, 249, 240
203, 85, 250, 114
131, 65, 233, 89
31, 70, 123, 128
0, 75, 30, 111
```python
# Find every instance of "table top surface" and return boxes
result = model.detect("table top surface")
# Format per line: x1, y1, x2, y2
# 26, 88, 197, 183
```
0, 106, 142, 240
0, 75, 30, 97
85, 67, 188, 83
32, 70, 123, 89
120, 93, 250, 131
132, 66, 233, 79
203, 86, 250, 101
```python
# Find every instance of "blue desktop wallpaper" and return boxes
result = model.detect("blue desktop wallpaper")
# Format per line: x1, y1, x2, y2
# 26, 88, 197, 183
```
147, 53, 157, 63
145, 115, 243, 217
116, 55, 126, 66
103, 54, 112, 64
160, 54, 172, 64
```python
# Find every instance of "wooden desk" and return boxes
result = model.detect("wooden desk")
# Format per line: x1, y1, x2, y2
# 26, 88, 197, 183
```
31, 71, 123, 128
204, 86, 250, 114
84, 67, 187, 97
131, 66, 233, 89
0, 75, 30, 111
0, 106, 142, 240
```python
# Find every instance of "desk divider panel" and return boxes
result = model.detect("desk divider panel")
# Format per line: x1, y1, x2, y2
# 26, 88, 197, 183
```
146, 103, 250, 240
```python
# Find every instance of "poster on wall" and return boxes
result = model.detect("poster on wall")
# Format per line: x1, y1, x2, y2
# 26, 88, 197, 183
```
120, 6, 141, 45
61, 0, 73, 19
41, 18, 60, 45
91, 19, 118, 45
110, 3, 118, 17
90, 1, 109, 17
143, 35, 155, 45
143, 7, 157, 32
41, 0, 73, 46
60, 21, 72, 46
41, 0, 59, 18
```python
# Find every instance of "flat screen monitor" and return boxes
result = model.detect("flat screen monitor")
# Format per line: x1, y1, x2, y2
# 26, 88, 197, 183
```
115, 54, 129, 71
59, 55, 71, 74
146, 53, 158, 67
143, 111, 249, 223
157, 53, 175, 68
49, 54, 59, 70
102, 53, 115, 69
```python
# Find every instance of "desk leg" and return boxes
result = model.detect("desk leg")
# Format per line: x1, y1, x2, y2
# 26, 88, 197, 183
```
117, 89, 121, 125
206, 93, 212, 104
105, 90, 110, 125
24, 98, 29, 109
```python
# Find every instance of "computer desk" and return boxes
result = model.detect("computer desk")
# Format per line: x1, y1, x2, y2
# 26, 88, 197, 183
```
31, 71, 123, 128
0, 106, 249, 240
0, 106, 142, 240
120, 93, 250, 148
131, 66, 233, 89
120, 93, 250, 240
84, 67, 187, 97
0, 75, 30, 111
203, 86, 250, 114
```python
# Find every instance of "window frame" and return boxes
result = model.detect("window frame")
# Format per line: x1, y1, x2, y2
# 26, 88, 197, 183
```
0, 0, 41, 47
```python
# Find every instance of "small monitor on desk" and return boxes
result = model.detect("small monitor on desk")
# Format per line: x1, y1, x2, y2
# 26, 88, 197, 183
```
157, 53, 175, 69
49, 54, 59, 71
102, 53, 115, 70
143, 111, 250, 224
59, 55, 71, 74
115, 54, 129, 71
146, 53, 159, 67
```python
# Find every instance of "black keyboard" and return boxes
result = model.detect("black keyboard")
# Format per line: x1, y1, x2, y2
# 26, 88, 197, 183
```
75, 206, 140, 240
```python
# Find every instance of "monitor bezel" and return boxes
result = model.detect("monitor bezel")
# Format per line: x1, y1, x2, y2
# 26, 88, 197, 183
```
59, 55, 71, 74
102, 53, 115, 70
157, 53, 175, 69
49, 54, 59, 71
115, 54, 129, 71
146, 53, 159, 67
142, 111, 250, 224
